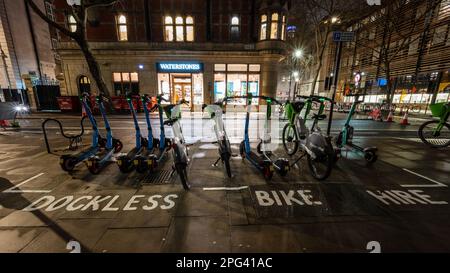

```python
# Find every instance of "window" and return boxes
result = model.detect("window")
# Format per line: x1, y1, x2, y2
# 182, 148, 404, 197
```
164, 15, 194, 42
260, 15, 267, 40
409, 35, 420, 55
281, 15, 286, 40
230, 16, 240, 41
186, 16, 194, 42
438, 0, 450, 20
117, 15, 128, 41
68, 15, 77, 32
164, 16, 174, 41
78, 76, 91, 95
432, 25, 448, 45
45, 1, 54, 21
270, 13, 279, 39
214, 64, 261, 105
113, 72, 139, 96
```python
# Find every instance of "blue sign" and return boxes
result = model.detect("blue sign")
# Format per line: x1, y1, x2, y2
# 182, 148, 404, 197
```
377, 78, 387, 87
156, 62, 203, 73
333, 31, 354, 42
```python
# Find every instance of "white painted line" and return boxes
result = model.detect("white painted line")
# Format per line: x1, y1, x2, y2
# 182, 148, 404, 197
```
400, 168, 447, 188
203, 186, 249, 191
3, 173, 51, 193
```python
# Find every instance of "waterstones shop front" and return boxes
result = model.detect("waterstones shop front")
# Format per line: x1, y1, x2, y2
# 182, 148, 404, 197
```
156, 61, 261, 111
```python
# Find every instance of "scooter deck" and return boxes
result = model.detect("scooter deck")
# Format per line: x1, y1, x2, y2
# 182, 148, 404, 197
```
247, 151, 266, 168
69, 146, 100, 162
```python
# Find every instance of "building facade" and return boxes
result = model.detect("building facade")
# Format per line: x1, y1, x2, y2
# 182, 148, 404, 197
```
53, 0, 290, 110
308, 0, 450, 107
0, 0, 60, 107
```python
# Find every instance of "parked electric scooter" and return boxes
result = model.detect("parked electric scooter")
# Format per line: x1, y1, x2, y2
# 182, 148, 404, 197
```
116, 94, 149, 173
134, 95, 169, 173
335, 96, 378, 163
283, 95, 335, 180
256, 96, 290, 177
86, 94, 123, 175
60, 93, 107, 172
231, 94, 275, 180
203, 99, 233, 178
163, 98, 191, 190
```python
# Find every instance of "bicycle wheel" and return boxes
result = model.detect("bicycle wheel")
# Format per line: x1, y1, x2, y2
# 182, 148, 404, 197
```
307, 144, 334, 181
224, 157, 232, 178
282, 123, 299, 156
418, 121, 450, 148
176, 164, 190, 190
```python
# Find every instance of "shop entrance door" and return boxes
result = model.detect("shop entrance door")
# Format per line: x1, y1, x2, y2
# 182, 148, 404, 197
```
172, 75, 192, 110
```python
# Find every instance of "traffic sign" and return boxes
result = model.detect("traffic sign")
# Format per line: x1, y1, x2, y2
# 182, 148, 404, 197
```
333, 31, 354, 42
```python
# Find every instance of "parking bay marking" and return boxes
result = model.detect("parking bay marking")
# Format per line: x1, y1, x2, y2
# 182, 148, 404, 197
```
203, 186, 249, 191
400, 168, 447, 188
2, 173, 51, 194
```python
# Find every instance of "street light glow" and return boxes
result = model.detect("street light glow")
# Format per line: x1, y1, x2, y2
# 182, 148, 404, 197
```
293, 49, 303, 59
331, 17, 339, 24
293, 71, 300, 77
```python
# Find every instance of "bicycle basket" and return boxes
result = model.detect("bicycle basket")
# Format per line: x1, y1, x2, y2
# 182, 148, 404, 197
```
429, 103, 447, 118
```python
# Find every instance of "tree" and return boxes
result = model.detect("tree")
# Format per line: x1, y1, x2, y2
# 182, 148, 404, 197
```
26, 0, 120, 97
290, 0, 373, 95
352, 0, 441, 104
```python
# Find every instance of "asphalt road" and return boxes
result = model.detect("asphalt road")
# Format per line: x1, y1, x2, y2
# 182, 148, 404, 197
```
0, 113, 449, 253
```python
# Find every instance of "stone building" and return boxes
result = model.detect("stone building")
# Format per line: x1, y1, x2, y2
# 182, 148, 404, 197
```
0, 0, 60, 108
54, 0, 290, 110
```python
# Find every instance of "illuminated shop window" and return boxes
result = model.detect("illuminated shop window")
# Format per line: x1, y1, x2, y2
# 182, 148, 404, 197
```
164, 16, 174, 41
281, 15, 286, 40
117, 15, 128, 41
214, 64, 261, 105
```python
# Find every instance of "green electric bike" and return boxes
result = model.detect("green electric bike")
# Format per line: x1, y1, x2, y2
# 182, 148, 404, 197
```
418, 102, 450, 148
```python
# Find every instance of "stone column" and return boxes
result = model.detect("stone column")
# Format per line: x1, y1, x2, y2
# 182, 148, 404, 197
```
21, 74, 37, 111
203, 62, 213, 104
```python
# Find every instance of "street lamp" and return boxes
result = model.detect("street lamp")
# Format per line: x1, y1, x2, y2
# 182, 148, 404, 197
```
293, 49, 303, 59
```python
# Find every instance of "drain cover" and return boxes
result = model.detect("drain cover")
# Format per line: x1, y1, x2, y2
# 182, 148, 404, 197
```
140, 170, 174, 185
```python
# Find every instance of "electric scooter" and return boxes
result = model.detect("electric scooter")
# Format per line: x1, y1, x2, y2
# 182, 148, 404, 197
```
163, 99, 191, 190
335, 96, 378, 163
231, 94, 275, 180
203, 99, 233, 178
116, 94, 149, 173
60, 93, 107, 172
86, 94, 123, 175
134, 95, 170, 173
256, 96, 290, 177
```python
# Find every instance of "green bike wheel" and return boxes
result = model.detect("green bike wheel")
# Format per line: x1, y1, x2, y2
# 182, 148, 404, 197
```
418, 120, 450, 148
282, 123, 299, 156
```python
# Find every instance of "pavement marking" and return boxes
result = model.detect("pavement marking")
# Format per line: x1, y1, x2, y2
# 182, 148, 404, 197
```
2, 173, 52, 193
203, 186, 249, 191
400, 168, 447, 188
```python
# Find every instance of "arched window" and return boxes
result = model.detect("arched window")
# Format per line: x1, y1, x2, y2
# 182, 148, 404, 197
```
78, 76, 91, 95
270, 13, 279, 39
186, 16, 194, 42
175, 16, 184, 42
164, 15, 194, 42
260, 15, 267, 40
164, 16, 174, 41
68, 15, 77, 32
230, 16, 240, 41
117, 15, 128, 41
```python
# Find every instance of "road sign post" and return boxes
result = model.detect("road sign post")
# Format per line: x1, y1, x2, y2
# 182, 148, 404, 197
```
327, 31, 354, 136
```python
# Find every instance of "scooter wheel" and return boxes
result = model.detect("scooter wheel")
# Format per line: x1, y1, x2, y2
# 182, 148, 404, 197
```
364, 151, 378, 164
88, 159, 101, 175
117, 156, 134, 173
263, 163, 274, 180
61, 157, 77, 172
275, 159, 290, 177
239, 141, 246, 158
175, 163, 190, 191
135, 158, 148, 173
113, 139, 123, 153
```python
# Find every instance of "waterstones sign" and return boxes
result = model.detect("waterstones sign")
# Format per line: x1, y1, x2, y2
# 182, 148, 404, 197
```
156, 62, 203, 73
